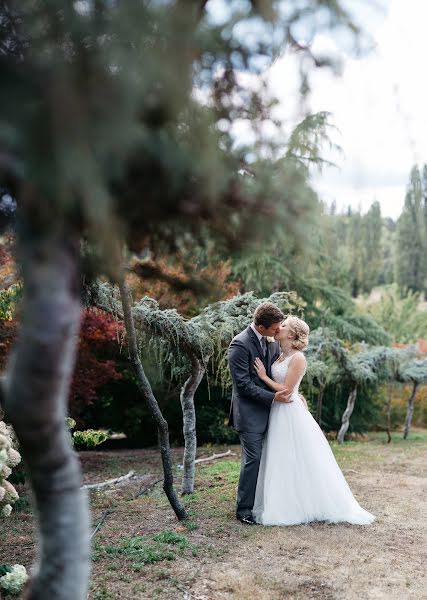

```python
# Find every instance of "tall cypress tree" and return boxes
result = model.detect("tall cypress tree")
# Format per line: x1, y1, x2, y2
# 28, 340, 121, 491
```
348, 209, 363, 297
396, 166, 426, 294
381, 217, 397, 285
422, 165, 427, 293
362, 201, 382, 293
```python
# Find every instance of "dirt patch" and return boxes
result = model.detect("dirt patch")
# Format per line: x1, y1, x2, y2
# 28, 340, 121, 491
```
1, 435, 426, 599
188, 437, 427, 600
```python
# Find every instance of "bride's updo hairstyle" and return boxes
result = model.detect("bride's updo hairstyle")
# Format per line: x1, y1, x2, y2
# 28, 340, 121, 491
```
285, 316, 309, 351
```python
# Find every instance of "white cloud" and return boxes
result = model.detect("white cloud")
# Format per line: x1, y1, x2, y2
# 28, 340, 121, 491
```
266, 0, 427, 219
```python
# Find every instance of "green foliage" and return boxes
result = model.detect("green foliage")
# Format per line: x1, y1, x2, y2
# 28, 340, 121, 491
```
195, 381, 238, 445
362, 202, 384, 292
96, 282, 302, 381
396, 166, 427, 294
0, 284, 22, 320
358, 284, 427, 343
376, 384, 427, 430
72, 429, 108, 449
81, 359, 174, 447
304, 202, 387, 298
66, 417, 76, 430
319, 313, 390, 346
319, 382, 383, 433
304, 329, 422, 432
0, 0, 363, 271
285, 112, 341, 171
67, 415, 108, 449
201, 460, 240, 484
399, 358, 427, 384
95, 531, 195, 568
298, 165, 427, 302
7, 466, 26, 486
11, 496, 31, 513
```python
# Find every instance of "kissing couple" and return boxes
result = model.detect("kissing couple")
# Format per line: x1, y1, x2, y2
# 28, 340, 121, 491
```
228, 302, 375, 526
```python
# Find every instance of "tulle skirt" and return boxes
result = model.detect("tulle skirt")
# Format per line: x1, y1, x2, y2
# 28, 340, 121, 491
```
253, 395, 375, 526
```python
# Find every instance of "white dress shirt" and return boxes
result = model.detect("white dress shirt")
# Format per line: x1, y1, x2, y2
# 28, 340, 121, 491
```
251, 323, 267, 356
250, 322, 265, 343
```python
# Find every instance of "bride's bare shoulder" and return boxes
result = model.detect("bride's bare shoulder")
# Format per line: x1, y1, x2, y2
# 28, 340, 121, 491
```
289, 352, 306, 368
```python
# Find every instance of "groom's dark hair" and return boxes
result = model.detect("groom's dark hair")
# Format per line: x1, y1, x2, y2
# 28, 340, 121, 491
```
254, 302, 284, 328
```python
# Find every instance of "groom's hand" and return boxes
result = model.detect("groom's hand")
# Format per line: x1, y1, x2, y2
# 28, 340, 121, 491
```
274, 389, 293, 403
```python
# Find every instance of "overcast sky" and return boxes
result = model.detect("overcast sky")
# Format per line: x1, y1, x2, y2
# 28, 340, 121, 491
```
267, 0, 427, 220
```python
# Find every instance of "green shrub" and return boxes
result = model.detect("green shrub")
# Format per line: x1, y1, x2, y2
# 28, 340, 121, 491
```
72, 429, 108, 449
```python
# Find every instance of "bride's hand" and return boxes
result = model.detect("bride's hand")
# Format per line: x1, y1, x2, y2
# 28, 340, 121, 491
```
299, 393, 309, 410
254, 357, 266, 379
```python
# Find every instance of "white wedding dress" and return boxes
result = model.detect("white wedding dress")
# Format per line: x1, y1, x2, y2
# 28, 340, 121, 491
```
253, 353, 375, 526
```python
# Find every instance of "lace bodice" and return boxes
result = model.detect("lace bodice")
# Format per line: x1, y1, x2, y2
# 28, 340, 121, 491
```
271, 352, 306, 396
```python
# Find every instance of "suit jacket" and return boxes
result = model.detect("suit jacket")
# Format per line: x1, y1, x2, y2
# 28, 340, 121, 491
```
228, 326, 281, 433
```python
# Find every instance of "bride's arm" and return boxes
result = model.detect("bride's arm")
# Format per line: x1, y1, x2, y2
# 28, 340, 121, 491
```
254, 358, 286, 392
254, 354, 306, 395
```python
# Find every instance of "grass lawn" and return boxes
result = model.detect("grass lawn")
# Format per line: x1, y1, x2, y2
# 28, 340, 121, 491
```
1, 430, 426, 599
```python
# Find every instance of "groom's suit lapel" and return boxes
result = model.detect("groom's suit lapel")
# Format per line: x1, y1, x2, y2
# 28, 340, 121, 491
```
247, 326, 272, 372
247, 326, 264, 359
265, 341, 272, 377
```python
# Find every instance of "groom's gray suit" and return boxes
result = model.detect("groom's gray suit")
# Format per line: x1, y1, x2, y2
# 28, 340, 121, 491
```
228, 326, 280, 519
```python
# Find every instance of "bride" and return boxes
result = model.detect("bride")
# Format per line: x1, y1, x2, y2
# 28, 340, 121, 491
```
252, 316, 375, 526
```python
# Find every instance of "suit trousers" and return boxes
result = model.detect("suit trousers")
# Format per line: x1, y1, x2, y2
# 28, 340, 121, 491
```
236, 430, 265, 518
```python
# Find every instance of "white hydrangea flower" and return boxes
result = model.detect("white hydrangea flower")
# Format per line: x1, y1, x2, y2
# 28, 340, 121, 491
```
3, 480, 18, 503
0, 448, 8, 466
7, 447, 21, 468
0, 564, 29, 595
1, 503, 12, 517
1, 464, 12, 478
0, 432, 10, 450
0, 420, 21, 519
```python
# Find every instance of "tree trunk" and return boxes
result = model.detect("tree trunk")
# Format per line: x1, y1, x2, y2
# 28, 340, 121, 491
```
337, 384, 358, 444
386, 383, 393, 444
118, 277, 187, 520
4, 224, 90, 600
315, 383, 325, 425
403, 382, 418, 440
180, 354, 204, 495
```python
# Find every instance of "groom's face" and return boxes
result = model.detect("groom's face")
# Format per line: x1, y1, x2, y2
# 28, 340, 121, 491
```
258, 321, 282, 338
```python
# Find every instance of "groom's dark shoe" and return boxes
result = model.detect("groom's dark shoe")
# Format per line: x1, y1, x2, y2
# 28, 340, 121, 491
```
237, 514, 257, 525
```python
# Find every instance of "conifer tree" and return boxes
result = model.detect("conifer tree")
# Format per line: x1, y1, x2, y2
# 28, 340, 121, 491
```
396, 166, 426, 294
362, 201, 382, 293
348, 210, 364, 297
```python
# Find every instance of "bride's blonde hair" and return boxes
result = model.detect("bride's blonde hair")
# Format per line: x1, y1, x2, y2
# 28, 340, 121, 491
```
284, 316, 309, 351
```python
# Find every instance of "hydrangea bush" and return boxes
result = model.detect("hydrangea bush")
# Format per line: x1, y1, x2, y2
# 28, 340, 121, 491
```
0, 422, 28, 597
0, 564, 29, 596
0, 420, 21, 517
67, 417, 108, 450
72, 429, 108, 449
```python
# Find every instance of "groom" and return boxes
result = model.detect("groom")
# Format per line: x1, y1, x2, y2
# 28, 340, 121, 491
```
228, 302, 291, 524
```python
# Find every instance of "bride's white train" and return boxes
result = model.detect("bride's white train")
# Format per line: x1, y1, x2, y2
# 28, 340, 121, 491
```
253, 353, 375, 526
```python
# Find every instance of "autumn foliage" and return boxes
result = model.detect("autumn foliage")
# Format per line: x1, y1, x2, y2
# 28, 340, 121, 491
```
69, 309, 123, 425
0, 236, 18, 291
127, 258, 240, 317
0, 319, 17, 372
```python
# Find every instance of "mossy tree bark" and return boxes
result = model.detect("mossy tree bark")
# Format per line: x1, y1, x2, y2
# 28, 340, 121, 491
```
337, 384, 358, 444
403, 381, 418, 440
118, 277, 187, 520
180, 353, 204, 495
4, 212, 90, 599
